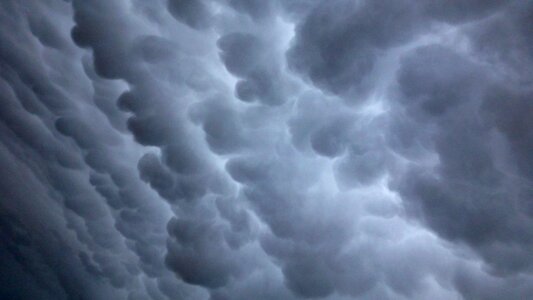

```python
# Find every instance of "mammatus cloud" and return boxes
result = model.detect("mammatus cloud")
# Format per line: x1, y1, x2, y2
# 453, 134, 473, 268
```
0, 0, 532, 299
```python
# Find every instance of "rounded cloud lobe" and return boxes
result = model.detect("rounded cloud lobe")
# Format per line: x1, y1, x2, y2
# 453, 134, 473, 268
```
0, 0, 532, 299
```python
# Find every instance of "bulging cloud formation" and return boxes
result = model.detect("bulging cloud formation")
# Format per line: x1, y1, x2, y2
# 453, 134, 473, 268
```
0, 0, 532, 299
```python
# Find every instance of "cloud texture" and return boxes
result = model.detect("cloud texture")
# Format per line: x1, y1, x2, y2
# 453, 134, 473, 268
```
0, 0, 532, 299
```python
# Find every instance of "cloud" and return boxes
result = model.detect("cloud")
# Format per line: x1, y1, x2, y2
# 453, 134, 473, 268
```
1, 0, 532, 299
167, 0, 212, 30
389, 43, 533, 275
217, 31, 290, 105
287, 0, 425, 96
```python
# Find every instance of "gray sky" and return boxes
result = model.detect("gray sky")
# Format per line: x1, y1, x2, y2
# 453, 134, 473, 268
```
0, 0, 532, 299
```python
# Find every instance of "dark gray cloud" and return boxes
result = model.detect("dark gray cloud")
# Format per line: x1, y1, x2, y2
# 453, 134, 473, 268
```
287, 0, 425, 97
389, 43, 533, 275
168, 0, 212, 30
1, 0, 532, 299
217, 31, 291, 105
227, 0, 273, 20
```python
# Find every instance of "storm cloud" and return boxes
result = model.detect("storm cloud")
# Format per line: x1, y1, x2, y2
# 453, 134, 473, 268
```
0, 0, 532, 299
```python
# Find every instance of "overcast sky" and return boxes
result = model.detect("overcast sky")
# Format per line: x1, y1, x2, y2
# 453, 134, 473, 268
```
0, 0, 532, 299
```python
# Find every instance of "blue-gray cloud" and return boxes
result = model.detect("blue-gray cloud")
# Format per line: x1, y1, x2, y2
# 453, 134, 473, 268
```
0, 0, 532, 299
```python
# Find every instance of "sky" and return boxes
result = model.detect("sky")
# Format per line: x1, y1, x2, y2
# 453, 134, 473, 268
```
0, 0, 532, 299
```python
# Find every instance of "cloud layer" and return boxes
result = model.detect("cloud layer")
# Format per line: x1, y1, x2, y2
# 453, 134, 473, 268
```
0, 0, 532, 299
